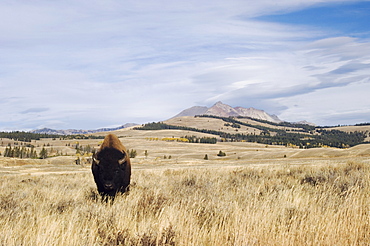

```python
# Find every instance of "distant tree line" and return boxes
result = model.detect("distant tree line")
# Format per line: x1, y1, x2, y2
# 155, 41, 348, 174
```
182, 135, 217, 144
235, 116, 316, 132
196, 115, 367, 148
67, 135, 105, 140
196, 115, 316, 133
355, 122, 370, 126
0, 131, 61, 142
134, 122, 179, 131
75, 143, 96, 156
224, 123, 241, 129
135, 122, 223, 137
135, 116, 367, 149
3, 146, 47, 159
0, 131, 105, 142
218, 130, 365, 148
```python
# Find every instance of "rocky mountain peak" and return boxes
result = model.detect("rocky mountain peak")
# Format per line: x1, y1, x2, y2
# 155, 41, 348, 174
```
172, 102, 283, 123
206, 101, 239, 117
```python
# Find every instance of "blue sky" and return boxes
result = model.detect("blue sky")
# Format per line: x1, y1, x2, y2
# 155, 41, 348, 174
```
1, 0, 370, 130
258, 1, 370, 38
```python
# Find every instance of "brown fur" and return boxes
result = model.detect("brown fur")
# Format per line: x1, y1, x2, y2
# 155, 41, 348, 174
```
100, 134, 127, 153
92, 134, 131, 197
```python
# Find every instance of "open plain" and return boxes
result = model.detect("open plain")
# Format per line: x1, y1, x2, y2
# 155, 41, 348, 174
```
1, 128, 370, 245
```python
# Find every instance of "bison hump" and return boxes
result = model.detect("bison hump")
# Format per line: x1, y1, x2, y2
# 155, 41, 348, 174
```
100, 134, 126, 152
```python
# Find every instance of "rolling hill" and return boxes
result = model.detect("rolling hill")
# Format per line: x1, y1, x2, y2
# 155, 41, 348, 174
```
18, 101, 370, 149
136, 115, 370, 149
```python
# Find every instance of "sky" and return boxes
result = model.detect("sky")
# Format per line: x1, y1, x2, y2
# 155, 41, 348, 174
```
1, 0, 370, 130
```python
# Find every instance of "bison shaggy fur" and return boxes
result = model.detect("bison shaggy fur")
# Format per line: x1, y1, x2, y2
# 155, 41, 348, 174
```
91, 134, 131, 197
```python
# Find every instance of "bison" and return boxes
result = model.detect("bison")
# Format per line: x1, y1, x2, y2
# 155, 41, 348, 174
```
92, 134, 131, 198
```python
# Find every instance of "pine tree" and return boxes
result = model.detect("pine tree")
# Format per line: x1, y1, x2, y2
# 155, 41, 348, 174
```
217, 150, 226, 157
145, 150, 148, 158
39, 147, 48, 159
129, 149, 137, 158
4, 147, 9, 157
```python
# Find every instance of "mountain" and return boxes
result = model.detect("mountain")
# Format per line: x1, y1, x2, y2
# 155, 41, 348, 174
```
31, 123, 138, 135
294, 120, 317, 127
173, 106, 208, 117
172, 101, 282, 123
205, 102, 240, 117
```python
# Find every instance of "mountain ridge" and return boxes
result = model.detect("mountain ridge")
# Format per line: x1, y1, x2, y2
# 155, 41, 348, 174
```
30, 102, 314, 135
173, 101, 283, 123
31, 123, 138, 135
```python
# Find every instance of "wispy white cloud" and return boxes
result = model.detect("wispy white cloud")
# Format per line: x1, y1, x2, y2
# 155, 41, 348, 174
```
1, 0, 370, 130
200, 36, 370, 122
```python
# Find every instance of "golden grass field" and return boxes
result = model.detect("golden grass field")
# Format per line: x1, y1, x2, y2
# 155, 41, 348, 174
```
1, 128, 370, 245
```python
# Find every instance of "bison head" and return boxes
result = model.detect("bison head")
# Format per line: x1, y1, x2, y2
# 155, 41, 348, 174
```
92, 147, 129, 196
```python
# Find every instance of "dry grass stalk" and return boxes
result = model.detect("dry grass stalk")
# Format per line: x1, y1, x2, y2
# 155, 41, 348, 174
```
0, 161, 369, 245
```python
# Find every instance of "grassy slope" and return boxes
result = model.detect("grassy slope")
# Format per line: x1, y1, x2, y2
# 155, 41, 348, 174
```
0, 161, 369, 245
2, 128, 370, 167
1, 126, 370, 245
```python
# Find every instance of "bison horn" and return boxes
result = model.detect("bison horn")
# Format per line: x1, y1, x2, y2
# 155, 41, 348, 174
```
118, 157, 126, 165
93, 157, 100, 165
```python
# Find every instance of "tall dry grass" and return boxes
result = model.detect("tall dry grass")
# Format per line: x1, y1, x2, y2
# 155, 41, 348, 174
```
0, 161, 369, 245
